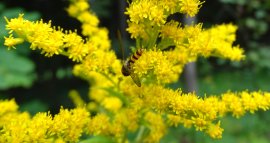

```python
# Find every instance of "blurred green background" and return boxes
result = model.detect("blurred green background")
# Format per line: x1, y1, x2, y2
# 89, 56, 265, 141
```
0, 0, 270, 143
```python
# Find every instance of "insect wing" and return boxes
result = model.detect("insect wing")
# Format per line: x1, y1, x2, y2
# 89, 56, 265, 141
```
130, 72, 141, 87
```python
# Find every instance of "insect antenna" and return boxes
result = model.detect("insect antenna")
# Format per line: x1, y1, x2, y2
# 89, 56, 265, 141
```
117, 30, 125, 64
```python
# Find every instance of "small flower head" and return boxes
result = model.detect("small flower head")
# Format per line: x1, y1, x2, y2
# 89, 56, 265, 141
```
102, 97, 123, 112
179, 0, 204, 17
206, 121, 224, 139
4, 35, 24, 50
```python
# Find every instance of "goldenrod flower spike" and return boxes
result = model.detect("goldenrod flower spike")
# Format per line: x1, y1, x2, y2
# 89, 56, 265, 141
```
2, 0, 270, 142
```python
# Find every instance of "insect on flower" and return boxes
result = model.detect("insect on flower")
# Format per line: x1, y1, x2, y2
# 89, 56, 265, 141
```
122, 48, 145, 87
117, 30, 144, 87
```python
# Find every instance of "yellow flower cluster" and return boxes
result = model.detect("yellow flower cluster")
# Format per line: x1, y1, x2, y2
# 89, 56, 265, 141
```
132, 49, 182, 84
143, 111, 166, 142
126, 0, 203, 40
139, 86, 270, 139
2, 0, 270, 142
4, 14, 87, 61
0, 99, 90, 142
87, 108, 139, 142
126, 0, 203, 26
129, 23, 244, 84
125, 0, 244, 82
67, 0, 110, 50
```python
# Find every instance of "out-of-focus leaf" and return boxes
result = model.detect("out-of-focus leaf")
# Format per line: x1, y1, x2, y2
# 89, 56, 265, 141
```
0, 3, 40, 90
90, 0, 112, 18
220, 0, 246, 5
20, 100, 49, 115
258, 60, 270, 68
0, 49, 36, 89
256, 21, 268, 35
79, 136, 115, 143
0, 3, 4, 11
249, 1, 261, 9
0, 49, 34, 73
23, 12, 41, 21
219, 0, 236, 4
1, 8, 24, 18
230, 61, 241, 68
255, 10, 266, 19
245, 18, 256, 29
259, 48, 270, 58
247, 51, 259, 62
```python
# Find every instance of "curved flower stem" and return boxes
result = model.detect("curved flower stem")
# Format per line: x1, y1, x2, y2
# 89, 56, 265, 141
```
99, 72, 119, 88
135, 125, 145, 143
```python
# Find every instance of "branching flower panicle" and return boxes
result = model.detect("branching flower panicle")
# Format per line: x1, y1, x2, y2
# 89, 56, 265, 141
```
2, 0, 270, 142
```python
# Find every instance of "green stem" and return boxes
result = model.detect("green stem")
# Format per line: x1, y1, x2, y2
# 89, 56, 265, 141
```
147, 26, 159, 49
158, 38, 174, 50
60, 51, 69, 57
135, 126, 145, 143
136, 38, 141, 48
99, 72, 119, 88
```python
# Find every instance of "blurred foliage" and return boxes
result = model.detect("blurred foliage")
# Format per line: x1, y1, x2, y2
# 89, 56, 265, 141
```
0, 49, 35, 89
80, 136, 114, 143
19, 99, 49, 115
89, 0, 112, 18
198, 70, 270, 95
0, 2, 40, 90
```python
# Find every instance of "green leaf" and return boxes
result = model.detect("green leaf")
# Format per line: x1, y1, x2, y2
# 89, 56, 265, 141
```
255, 10, 266, 19
23, 12, 41, 21
256, 21, 268, 35
247, 51, 259, 62
79, 136, 115, 143
20, 100, 49, 115
0, 49, 34, 73
220, 0, 247, 5
245, 18, 256, 29
91, 0, 112, 18
0, 3, 5, 12
1, 7, 24, 19
0, 49, 35, 89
